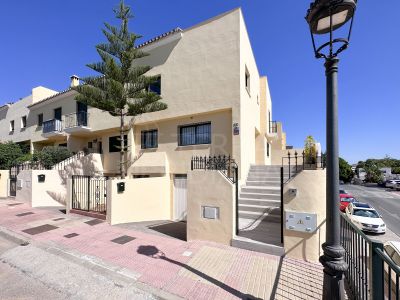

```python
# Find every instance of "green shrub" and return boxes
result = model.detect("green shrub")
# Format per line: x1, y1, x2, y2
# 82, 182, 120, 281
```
32, 146, 72, 169
0, 142, 24, 169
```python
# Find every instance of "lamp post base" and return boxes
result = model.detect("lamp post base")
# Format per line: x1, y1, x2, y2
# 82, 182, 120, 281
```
320, 243, 348, 299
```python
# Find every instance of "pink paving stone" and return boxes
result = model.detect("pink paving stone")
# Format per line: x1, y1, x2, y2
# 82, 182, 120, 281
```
185, 280, 220, 300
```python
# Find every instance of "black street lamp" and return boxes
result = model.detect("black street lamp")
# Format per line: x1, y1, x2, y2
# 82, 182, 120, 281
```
306, 0, 357, 299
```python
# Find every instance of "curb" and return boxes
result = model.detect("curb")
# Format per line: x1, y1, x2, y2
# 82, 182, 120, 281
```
0, 226, 183, 300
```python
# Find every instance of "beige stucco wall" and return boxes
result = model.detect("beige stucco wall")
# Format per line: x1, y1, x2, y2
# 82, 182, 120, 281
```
130, 110, 232, 175
16, 170, 66, 207
0, 170, 9, 198
64, 153, 104, 176
272, 148, 304, 166
187, 170, 235, 245
283, 170, 326, 263
107, 176, 171, 225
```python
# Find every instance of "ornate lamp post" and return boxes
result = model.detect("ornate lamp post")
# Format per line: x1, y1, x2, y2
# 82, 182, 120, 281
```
306, 0, 357, 299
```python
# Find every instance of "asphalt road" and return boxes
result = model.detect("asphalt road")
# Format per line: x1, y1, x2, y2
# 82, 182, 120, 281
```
342, 184, 400, 242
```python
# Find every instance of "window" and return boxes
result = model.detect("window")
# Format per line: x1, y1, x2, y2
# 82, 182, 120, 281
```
179, 122, 211, 146
267, 143, 270, 157
88, 142, 93, 149
54, 107, 62, 121
38, 114, 43, 126
245, 66, 250, 94
109, 135, 127, 153
10, 120, 14, 132
21, 116, 27, 128
148, 76, 161, 95
141, 129, 158, 149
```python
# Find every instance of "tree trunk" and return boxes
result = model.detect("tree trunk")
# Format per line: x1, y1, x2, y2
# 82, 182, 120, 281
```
120, 114, 125, 179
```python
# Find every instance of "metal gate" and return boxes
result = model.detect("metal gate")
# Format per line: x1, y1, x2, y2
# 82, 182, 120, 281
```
9, 166, 17, 197
173, 175, 187, 221
72, 175, 107, 214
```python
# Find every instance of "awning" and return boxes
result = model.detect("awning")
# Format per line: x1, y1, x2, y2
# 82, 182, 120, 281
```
129, 152, 168, 175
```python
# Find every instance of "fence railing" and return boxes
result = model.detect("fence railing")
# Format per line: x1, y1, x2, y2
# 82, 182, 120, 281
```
340, 214, 400, 299
42, 119, 62, 133
191, 155, 238, 184
64, 112, 89, 129
71, 175, 107, 214
191, 155, 239, 234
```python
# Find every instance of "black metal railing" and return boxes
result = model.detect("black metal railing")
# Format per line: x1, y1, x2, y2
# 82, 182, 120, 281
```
340, 214, 400, 299
191, 155, 238, 184
64, 112, 89, 129
191, 155, 239, 234
42, 119, 62, 134
269, 121, 278, 134
72, 175, 107, 214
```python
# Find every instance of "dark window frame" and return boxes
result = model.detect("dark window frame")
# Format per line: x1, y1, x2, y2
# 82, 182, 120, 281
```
21, 116, 27, 128
148, 76, 161, 95
38, 113, 43, 126
109, 135, 128, 153
141, 129, 158, 149
178, 122, 211, 146
245, 66, 250, 94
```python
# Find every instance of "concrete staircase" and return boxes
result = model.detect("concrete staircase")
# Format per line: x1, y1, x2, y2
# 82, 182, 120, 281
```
232, 165, 296, 256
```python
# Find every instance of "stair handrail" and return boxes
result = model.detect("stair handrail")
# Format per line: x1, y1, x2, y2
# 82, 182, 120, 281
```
51, 150, 87, 171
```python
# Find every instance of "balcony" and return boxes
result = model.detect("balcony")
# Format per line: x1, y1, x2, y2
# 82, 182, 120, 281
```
266, 121, 278, 141
64, 112, 91, 134
42, 119, 63, 138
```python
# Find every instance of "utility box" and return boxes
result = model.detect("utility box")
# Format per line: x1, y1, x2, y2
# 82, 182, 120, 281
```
117, 182, 125, 193
285, 211, 317, 233
202, 206, 219, 219
38, 174, 46, 183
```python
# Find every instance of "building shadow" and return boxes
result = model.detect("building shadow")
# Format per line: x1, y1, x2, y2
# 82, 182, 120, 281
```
148, 221, 187, 241
137, 245, 262, 300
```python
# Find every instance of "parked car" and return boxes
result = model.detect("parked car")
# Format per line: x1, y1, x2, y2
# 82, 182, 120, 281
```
339, 189, 348, 194
386, 180, 400, 189
339, 194, 358, 212
395, 183, 400, 191
345, 202, 386, 234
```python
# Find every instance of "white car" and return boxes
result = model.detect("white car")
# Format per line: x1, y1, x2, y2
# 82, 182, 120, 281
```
345, 202, 386, 234
386, 180, 400, 189
384, 241, 400, 265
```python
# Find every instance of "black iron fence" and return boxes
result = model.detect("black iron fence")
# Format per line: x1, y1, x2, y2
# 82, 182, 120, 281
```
341, 214, 400, 299
191, 155, 239, 234
71, 175, 107, 214
191, 155, 238, 184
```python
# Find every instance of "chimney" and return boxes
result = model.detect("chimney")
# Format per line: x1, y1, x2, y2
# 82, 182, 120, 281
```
70, 75, 80, 88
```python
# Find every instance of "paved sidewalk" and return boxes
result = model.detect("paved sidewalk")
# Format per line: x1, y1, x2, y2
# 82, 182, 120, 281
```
0, 199, 324, 299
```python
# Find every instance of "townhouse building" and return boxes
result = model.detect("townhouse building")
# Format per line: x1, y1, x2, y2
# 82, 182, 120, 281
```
1, 8, 283, 181
0, 8, 297, 254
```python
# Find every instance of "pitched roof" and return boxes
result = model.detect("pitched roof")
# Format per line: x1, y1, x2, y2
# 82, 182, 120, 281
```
135, 27, 183, 49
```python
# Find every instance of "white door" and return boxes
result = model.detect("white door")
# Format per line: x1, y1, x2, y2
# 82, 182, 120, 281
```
173, 175, 187, 221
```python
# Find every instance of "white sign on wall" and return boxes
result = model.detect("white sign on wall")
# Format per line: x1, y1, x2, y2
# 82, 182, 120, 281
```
285, 211, 318, 233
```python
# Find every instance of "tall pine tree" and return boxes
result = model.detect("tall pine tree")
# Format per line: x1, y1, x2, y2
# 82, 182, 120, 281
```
73, 1, 167, 178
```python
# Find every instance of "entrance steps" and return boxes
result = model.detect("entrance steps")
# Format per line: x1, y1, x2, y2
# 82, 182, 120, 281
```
233, 164, 289, 256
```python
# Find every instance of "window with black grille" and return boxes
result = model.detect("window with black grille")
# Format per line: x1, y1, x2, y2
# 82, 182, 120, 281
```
141, 130, 158, 149
179, 122, 211, 146
109, 135, 127, 153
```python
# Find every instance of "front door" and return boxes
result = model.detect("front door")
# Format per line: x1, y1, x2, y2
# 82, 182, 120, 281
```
173, 175, 187, 221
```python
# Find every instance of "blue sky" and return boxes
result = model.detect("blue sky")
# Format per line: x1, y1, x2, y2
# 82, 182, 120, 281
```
0, 1, 399, 164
